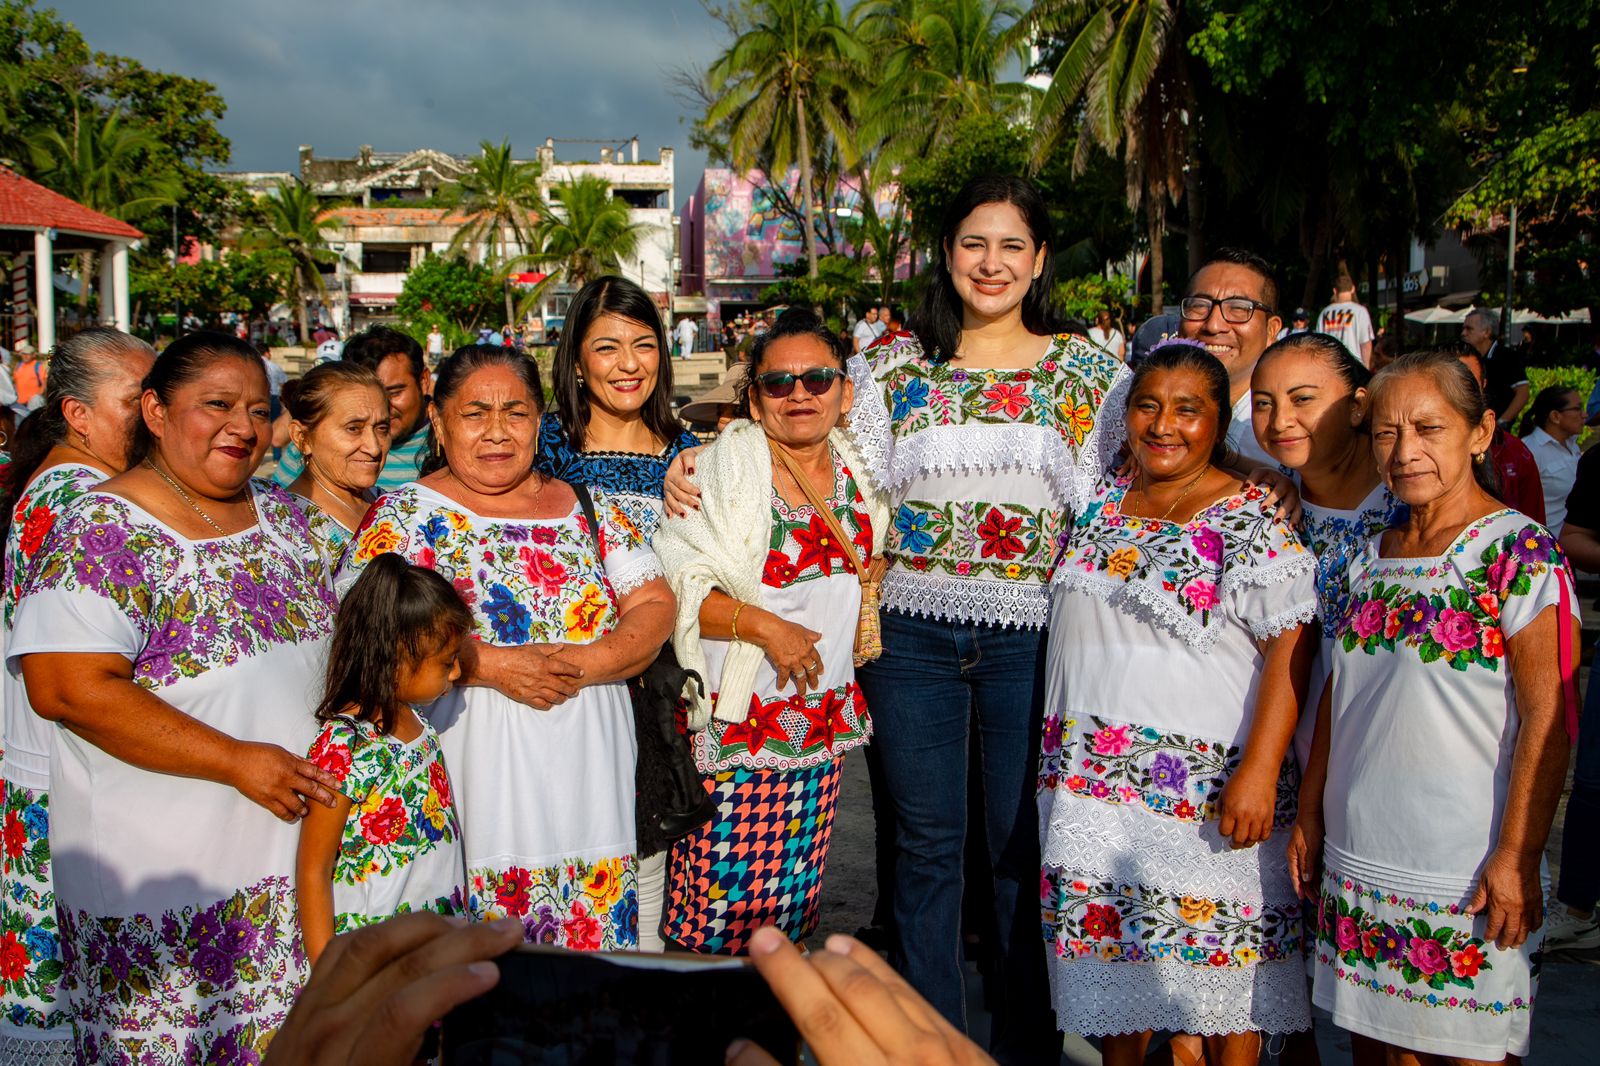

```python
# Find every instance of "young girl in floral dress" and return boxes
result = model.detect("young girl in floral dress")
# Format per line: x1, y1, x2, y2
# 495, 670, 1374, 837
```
296, 553, 472, 962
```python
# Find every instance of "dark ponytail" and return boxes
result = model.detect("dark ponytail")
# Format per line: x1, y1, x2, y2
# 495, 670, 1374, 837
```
316, 552, 474, 734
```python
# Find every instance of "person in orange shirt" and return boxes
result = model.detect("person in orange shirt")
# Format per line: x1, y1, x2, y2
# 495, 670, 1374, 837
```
12, 348, 47, 407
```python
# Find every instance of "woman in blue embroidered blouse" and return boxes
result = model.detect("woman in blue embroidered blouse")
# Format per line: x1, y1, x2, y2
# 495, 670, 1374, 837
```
534, 276, 700, 952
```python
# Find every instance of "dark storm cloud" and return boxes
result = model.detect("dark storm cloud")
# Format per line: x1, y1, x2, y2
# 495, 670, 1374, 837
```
48, 0, 720, 203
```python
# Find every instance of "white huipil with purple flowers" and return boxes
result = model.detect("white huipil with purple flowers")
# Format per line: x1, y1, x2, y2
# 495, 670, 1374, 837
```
1039, 474, 1318, 1037
1313, 510, 1578, 1061
7, 482, 336, 1064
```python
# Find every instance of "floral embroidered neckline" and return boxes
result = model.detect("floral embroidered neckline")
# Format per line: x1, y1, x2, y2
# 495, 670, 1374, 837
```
1369, 509, 1512, 570
411, 482, 583, 525
1102, 475, 1261, 532
96, 481, 278, 544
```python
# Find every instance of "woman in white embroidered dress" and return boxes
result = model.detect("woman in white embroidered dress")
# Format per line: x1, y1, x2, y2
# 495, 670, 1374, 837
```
666, 176, 1128, 1061
340, 345, 675, 951
0, 328, 153, 1066
9, 332, 344, 1064
654, 311, 887, 955
1291, 351, 1577, 1064
1042, 341, 1318, 1059
1251, 332, 1406, 768
283, 361, 391, 569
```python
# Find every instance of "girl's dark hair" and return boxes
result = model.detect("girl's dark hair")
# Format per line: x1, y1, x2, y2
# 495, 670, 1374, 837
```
909, 175, 1060, 362
316, 552, 473, 735
421, 344, 544, 476
1128, 340, 1234, 466
132, 330, 266, 465
0, 327, 155, 542
284, 361, 385, 429
1521, 384, 1580, 439
736, 308, 848, 418
553, 276, 683, 451
1369, 349, 1500, 497
1259, 331, 1373, 392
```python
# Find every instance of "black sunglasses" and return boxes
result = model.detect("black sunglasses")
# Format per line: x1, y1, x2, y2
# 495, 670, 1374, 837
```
754, 367, 843, 399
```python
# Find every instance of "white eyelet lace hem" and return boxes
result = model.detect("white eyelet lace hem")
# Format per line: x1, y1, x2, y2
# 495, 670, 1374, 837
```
0, 1032, 74, 1066
1048, 955, 1311, 1036
882, 570, 1051, 629
1041, 795, 1297, 905
609, 560, 664, 597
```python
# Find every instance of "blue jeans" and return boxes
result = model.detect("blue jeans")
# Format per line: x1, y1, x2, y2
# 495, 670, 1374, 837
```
1557, 646, 1600, 912
856, 609, 1057, 1063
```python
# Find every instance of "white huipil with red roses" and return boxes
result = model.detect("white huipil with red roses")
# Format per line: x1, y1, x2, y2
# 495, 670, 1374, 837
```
1313, 510, 1578, 1061
1039, 474, 1318, 1037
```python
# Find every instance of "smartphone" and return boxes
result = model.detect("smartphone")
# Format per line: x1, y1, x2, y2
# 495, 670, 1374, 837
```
440, 945, 801, 1065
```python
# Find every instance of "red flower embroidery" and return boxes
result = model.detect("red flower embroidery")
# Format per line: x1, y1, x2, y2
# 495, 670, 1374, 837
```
1081, 903, 1121, 940
0, 932, 24, 983
309, 735, 353, 784
982, 382, 1030, 419
720, 697, 788, 754
429, 761, 453, 807
1, 814, 22, 860
797, 689, 853, 752
360, 797, 407, 846
791, 515, 847, 576
497, 867, 533, 915
975, 508, 1025, 560
563, 900, 603, 951
763, 550, 799, 587
18, 505, 54, 558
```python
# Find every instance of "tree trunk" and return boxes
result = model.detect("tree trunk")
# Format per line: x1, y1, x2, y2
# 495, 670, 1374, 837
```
795, 89, 819, 281
295, 270, 311, 346
1392, 237, 1408, 356
1148, 192, 1166, 316
1184, 126, 1206, 280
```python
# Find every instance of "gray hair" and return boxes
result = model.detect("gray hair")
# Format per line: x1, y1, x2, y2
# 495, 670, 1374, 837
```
1465, 308, 1499, 334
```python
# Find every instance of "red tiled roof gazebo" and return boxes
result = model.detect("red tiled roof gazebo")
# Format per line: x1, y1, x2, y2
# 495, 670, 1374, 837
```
0, 165, 143, 352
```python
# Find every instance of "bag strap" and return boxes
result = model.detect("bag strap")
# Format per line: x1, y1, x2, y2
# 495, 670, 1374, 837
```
768, 440, 865, 585
569, 480, 606, 563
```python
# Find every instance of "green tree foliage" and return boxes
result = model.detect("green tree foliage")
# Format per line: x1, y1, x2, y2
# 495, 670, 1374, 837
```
1053, 273, 1134, 323
706, 0, 866, 278
128, 251, 290, 330
761, 254, 872, 326
525, 176, 647, 290
241, 181, 340, 343
395, 255, 503, 339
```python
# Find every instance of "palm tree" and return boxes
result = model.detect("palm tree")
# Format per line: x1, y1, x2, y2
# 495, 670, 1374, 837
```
856, 0, 1030, 165
241, 180, 340, 344
25, 100, 180, 309
524, 176, 647, 290
1008, 0, 1189, 313
442, 140, 543, 322
706, 0, 865, 279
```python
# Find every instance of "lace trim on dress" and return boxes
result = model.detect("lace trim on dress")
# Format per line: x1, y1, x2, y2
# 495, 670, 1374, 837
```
0, 1033, 74, 1066
1249, 601, 1320, 641
881, 569, 1050, 629
1071, 365, 1132, 512
884, 422, 1079, 501
844, 354, 893, 489
1052, 546, 1316, 649
1048, 956, 1311, 1036
608, 559, 663, 598
1042, 797, 1296, 905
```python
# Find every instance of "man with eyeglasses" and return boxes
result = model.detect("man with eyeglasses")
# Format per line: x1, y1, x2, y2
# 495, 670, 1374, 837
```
1175, 248, 1284, 468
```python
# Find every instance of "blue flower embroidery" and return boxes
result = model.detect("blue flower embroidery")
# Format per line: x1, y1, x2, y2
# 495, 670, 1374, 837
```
894, 505, 934, 553
482, 582, 532, 644
890, 377, 929, 420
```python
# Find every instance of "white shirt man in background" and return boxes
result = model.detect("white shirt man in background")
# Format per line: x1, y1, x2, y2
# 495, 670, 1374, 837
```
426, 324, 444, 364
851, 306, 880, 353
1316, 275, 1375, 365
675, 315, 698, 358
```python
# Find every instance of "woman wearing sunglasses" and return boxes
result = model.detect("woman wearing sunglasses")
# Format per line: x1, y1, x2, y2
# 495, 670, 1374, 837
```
654, 309, 888, 955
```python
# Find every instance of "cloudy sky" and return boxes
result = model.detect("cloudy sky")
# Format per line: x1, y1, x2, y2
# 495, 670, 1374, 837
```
51, 0, 724, 206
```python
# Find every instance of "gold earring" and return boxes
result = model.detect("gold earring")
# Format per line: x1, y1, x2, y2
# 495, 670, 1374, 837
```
1473, 452, 1486, 465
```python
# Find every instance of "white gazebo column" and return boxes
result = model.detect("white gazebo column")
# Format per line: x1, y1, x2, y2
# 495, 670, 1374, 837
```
111, 242, 131, 331
98, 246, 117, 325
8, 254, 28, 351
32, 229, 55, 354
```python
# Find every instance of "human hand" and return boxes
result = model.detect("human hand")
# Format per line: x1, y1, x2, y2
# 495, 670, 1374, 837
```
1216, 768, 1277, 849
753, 613, 824, 696
231, 741, 340, 822
479, 643, 584, 709
727, 926, 995, 1066
265, 912, 523, 1066
1286, 811, 1324, 901
1247, 467, 1303, 526
1467, 846, 1543, 950
662, 446, 705, 518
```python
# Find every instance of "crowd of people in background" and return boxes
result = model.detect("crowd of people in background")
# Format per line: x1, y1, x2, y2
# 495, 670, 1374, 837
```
0, 171, 1590, 1066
